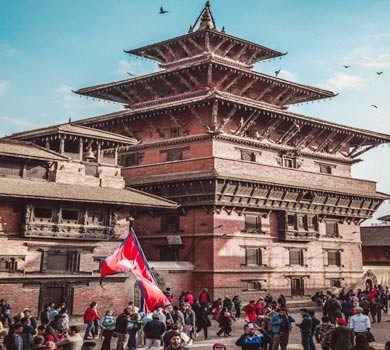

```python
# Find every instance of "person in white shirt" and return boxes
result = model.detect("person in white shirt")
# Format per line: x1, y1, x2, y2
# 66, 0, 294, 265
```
349, 307, 371, 334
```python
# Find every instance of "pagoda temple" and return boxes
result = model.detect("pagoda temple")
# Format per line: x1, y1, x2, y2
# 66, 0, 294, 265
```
9, 1, 390, 301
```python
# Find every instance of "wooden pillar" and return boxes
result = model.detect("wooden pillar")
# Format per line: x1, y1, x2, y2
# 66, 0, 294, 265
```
78, 139, 84, 161
59, 137, 65, 154
114, 146, 119, 166
96, 142, 101, 163
45, 139, 50, 149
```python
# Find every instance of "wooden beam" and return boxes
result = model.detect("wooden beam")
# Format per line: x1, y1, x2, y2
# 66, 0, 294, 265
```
238, 79, 256, 96
211, 100, 219, 130
177, 74, 193, 91
304, 128, 327, 149
257, 118, 283, 140
255, 85, 273, 101
187, 37, 204, 52
331, 134, 354, 154
315, 131, 337, 152
216, 106, 237, 132
350, 143, 378, 158
279, 91, 297, 106
177, 39, 193, 56
234, 111, 259, 135
213, 37, 229, 53
216, 71, 234, 89
154, 47, 170, 62
223, 42, 237, 57
189, 107, 210, 131
223, 74, 242, 92
166, 45, 178, 61
277, 122, 299, 144
271, 87, 289, 105
185, 71, 202, 87
232, 45, 247, 60
207, 64, 213, 86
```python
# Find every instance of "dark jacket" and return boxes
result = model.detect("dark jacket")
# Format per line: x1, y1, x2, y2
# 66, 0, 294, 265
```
330, 326, 354, 350
115, 314, 129, 334
143, 319, 166, 339
298, 315, 312, 334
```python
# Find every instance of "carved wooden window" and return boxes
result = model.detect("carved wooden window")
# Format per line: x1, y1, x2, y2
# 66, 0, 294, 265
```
42, 251, 80, 273
246, 247, 262, 266
0, 257, 18, 272
61, 210, 79, 224
320, 164, 333, 174
287, 214, 297, 229
283, 157, 296, 168
34, 208, 53, 222
170, 127, 180, 138
123, 153, 142, 167
289, 249, 304, 266
166, 149, 183, 162
241, 150, 256, 162
245, 215, 262, 233
159, 246, 179, 261
327, 250, 341, 266
247, 281, 262, 291
161, 215, 180, 233
325, 222, 339, 237
88, 212, 105, 226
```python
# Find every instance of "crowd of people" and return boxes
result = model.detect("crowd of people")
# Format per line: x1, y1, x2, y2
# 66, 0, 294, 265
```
0, 285, 389, 350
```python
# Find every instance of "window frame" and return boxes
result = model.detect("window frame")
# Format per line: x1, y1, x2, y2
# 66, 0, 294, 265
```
289, 249, 304, 266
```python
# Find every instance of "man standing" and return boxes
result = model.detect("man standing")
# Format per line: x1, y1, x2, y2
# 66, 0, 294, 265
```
199, 289, 211, 309
115, 309, 130, 350
315, 316, 334, 350
296, 309, 312, 350
349, 307, 371, 335
10, 324, 24, 350
143, 312, 166, 350
270, 308, 295, 350
165, 332, 190, 350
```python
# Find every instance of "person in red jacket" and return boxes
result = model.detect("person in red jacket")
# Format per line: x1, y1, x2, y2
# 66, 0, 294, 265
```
244, 300, 257, 323
83, 302, 101, 340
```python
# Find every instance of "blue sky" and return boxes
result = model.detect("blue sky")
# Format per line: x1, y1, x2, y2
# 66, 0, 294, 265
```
0, 0, 389, 221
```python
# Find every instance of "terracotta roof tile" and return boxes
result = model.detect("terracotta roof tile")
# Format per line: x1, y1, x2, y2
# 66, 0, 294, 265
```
361, 226, 390, 246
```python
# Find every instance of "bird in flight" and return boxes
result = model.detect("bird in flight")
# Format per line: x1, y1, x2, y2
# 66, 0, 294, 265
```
376, 71, 383, 75
159, 6, 168, 14
275, 69, 282, 77
344, 65, 351, 69
371, 105, 378, 109
127, 72, 135, 77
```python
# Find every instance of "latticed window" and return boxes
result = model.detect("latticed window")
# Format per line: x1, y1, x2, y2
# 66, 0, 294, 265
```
0, 257, 18, 272
320, 164, 333, 174
170, 127, 180, 138
245, 215, 262, 233
327, 250, 341, 266
0, 159, 23, 177
246, 247, 262, 266
61, 210, 79, 224
287, 214, 296, 229
325, 222, 338, 237
161, 215, 180, 233
289, 250, 304, 266
160, 246, 179, 261
34, 208, 53, 222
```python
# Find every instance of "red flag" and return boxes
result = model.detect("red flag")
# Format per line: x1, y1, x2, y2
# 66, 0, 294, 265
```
100, 228, 170, 312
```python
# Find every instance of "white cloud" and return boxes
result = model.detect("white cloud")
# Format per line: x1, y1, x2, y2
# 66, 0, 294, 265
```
0, 116, 36, 134
53, 84, 120, 116
0, 80, 11, 96
116, 59, 158, 77
277, 69, 296, 81
0, 43, 22, 57
327, 73, 364, 91
358, 53, 390, 69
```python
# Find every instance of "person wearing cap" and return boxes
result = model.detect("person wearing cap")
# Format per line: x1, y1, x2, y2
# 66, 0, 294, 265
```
270, 308, 295, 350
213, 343, 227, 350
329, 318, 354, 350
296, 309, 312, 350
165, 332, 189, 350
349, 307, 370, 335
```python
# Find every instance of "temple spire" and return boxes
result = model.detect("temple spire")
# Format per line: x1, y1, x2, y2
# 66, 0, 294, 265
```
192, 1, 217, 31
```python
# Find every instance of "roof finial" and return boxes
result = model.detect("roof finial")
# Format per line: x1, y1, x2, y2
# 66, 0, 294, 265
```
192, 0, 217, 31
188, 24, 194, 33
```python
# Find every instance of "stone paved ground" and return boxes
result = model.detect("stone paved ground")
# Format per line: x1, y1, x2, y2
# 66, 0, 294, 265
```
79, 311, 390, 350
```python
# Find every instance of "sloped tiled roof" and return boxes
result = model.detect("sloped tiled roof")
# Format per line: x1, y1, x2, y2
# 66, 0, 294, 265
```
0, 139, 68, 161
361, 226, 390, 246
378, 214, 390, 222
8, 123, 137, 145
0, 177, 177, 209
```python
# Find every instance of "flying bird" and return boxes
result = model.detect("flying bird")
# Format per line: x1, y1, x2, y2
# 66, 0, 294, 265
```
275, 69, 282, 77
376, 71, 383, 75
127, 72, 135, 77
371, 105, 378, 109
344, 65, 351, 69
159, 6, 168, 14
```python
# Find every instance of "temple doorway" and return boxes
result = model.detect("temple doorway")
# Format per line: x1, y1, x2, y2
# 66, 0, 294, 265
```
291, 277, 305, 297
